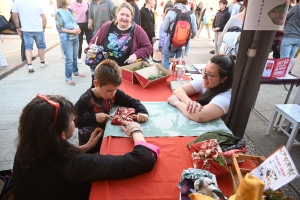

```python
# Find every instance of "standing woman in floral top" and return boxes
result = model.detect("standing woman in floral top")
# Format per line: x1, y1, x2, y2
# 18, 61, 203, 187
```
55, 0, 86, 86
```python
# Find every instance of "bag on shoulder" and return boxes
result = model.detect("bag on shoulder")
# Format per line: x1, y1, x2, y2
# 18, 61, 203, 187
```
0, 15, 13, 34
169, 9, 193, 49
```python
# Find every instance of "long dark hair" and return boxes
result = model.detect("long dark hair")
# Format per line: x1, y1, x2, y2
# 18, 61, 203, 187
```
197, 54, 235, 106
17, 95, 81, 168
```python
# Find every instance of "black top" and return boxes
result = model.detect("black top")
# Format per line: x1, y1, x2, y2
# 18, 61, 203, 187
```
212, 7, 230, 32
13, 145, 157, 200
103, 23, 134, 66
140, 6, 155, 44
75, 88, 148, 130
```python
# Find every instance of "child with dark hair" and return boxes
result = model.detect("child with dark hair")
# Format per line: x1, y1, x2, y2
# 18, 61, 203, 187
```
75, 59, 149, 154
212, 0, 230, 54
168, 54, 236, 122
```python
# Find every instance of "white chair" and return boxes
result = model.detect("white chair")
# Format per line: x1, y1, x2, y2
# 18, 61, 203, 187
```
266, 104, 300, 151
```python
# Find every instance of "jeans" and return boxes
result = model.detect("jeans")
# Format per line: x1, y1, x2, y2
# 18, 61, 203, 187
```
162, 37, 191, 69
280, 37, 300, 58
22, 31, 46, 50
61, 39, 79, 81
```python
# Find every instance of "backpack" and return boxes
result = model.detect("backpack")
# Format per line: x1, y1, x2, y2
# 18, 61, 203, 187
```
0, 15, 12, 34
220, 26, 242, 56
169, 9, 193, 50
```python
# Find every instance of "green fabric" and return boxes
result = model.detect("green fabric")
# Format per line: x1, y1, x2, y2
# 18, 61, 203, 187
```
187, 130, 240, 149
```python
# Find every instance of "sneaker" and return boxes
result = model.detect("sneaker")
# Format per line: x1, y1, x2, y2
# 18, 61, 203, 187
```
196, 38, 202, 41
77, 58, 82, 64
0, 65, 9, 69
28, 64, 35, 73
40, 62, 48, 68
209, 50, 215, 54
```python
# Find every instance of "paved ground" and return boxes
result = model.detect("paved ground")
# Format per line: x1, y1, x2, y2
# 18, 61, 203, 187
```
0, 29, 300, 198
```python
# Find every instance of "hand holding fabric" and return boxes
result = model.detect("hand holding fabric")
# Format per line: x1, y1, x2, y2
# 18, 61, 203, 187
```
136, 113, 149, 122
120, 121, 141, 137
95, 113, 110, 123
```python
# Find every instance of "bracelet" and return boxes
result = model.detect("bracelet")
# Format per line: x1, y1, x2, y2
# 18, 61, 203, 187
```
129, 126, 140, 133
130, 129, 143, 136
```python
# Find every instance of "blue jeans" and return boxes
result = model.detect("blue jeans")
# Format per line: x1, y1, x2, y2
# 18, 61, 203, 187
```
23, 31, 46, 50
61, 39, 79, 81
162, 37, 190, 69
280, 37, 300, 58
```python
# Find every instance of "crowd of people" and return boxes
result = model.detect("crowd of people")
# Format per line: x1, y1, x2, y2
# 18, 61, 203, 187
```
1, 0, 299, 198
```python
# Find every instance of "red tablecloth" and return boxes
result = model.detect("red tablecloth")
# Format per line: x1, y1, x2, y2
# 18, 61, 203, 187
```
89, 77, 254, 199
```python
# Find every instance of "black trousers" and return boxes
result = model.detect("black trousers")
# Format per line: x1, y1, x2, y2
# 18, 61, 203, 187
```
77, 22, 93, 59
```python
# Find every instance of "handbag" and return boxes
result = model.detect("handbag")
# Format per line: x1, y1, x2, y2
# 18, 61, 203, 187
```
0, 15, 14, 33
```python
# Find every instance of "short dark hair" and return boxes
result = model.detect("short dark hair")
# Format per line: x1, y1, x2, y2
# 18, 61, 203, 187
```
219, 0, 228, 6
94, 59, 122, 87
17, 95, 80, 168
197, 54, 236, 106
174, 0, 188, 5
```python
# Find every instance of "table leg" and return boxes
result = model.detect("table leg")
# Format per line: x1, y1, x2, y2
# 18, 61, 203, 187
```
266, 108, 278, 136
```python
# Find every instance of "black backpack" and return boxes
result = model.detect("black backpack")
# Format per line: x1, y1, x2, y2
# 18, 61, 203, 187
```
168, 9, 193, 50
0, 15, 12, 34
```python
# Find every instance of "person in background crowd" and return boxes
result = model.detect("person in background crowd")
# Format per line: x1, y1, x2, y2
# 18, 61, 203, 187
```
13, 94, 159, 199
75, 59, 149, 154
161, 0, 198, 69
227, 0, 237, 14
85, 3, 152, 67
280, 2, 300, 58
230, 0, 242, 17
140, 0, 156, 45
212, 0, 230, 54
168, 54, 236, 122
195, 2, 213, 41
194, 0, 203, 27
126, 0, 141, 25
55, 0, 85, 86
158, 7, 172, 66
163, 0, 174, 13
0, 50, 9, 69
12, 0, 48, 73
88, 0, 115, 36
71, 0, 93, 64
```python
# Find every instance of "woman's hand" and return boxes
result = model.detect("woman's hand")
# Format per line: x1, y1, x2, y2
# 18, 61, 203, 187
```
124, 54, 137, 64
88, 24, 93, 30
168, 95, 180, 106
120, 121, 141, 137
95, 113, 111, 123
87, 127, 103, 146
186, 100, 203, 113
79, 127, 103, 153
136, 113, 148, 122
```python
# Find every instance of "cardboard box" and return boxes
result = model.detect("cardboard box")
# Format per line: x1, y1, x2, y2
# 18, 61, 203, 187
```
262, 58, 290, 78
121, 62, 151, 84
134, 64, 172, 88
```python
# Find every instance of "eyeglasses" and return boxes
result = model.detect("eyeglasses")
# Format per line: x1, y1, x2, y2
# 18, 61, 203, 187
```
36, 94, 60, 128
199, 69, 219, 80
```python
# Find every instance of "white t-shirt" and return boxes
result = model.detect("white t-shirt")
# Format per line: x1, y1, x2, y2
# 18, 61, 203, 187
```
12, 0, 45, 32
190, 77, 232, 114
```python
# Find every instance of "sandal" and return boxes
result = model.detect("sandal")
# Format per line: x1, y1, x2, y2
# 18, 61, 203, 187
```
73, 73, 86, 77
66, 80, 76, 86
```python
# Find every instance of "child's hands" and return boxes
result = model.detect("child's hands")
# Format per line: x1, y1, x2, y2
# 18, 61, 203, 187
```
96, 113, 111, 123
136, 113, 148, 122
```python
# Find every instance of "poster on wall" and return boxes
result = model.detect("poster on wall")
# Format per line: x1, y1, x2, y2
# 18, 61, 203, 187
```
244, 0, 290, 30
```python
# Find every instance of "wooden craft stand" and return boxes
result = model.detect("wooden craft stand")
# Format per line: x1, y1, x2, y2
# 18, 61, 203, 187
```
230, 154, 265, 192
